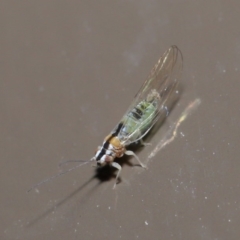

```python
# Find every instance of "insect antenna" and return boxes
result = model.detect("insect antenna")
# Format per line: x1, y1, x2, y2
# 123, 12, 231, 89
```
27, 159, 94, 193
58, 159, 89, 167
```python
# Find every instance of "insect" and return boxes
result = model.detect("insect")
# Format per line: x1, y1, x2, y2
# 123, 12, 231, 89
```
28, 45, 183, 192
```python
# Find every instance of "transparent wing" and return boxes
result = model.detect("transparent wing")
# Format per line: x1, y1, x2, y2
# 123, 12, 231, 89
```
114, 46, 183, 145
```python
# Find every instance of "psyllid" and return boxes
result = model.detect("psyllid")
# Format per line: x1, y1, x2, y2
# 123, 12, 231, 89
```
28, 46, 183, 192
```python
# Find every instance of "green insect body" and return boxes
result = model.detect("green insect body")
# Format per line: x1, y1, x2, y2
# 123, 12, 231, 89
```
120, 89, 160, 144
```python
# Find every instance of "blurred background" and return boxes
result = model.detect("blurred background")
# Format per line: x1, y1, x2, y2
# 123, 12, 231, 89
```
1, 1, 240, 239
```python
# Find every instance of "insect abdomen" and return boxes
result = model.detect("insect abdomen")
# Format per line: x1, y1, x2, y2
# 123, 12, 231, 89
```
121, 99, 158, 141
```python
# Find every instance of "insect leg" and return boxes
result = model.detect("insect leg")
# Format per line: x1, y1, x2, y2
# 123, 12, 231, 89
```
140, 138, 152, 146
163, 105, 170, 116
111, 162, 122, 189
125, 150, 147, 169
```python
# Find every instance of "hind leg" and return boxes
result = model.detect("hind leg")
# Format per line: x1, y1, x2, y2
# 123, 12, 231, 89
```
125, 150, 147, 169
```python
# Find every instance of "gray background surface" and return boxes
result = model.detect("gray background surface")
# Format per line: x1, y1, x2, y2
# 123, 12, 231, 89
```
1, 1, 240, 239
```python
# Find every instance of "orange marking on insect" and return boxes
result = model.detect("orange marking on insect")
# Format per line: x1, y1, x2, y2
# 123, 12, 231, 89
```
104, 135, 125, 158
